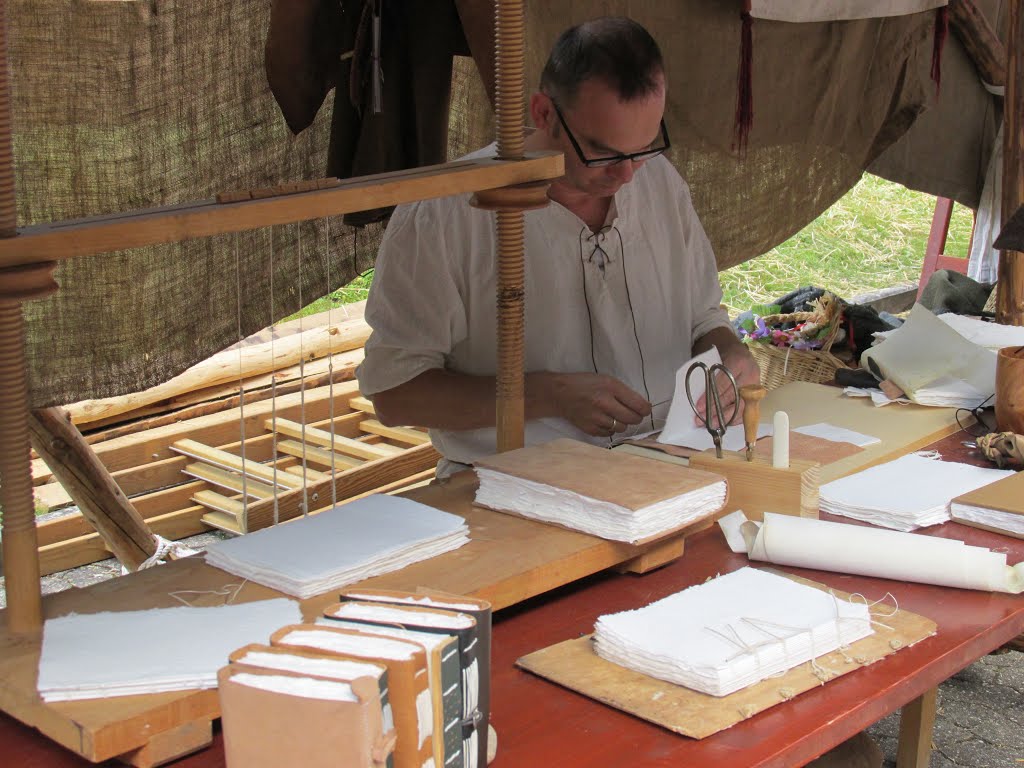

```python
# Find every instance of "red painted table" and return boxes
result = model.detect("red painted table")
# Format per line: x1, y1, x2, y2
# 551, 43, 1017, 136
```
3, 436, 1021, 768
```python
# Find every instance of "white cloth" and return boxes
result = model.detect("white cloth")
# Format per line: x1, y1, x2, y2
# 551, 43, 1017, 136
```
359, 145, 732, 472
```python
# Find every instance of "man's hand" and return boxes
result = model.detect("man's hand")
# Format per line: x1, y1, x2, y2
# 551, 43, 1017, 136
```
543, 372, 652, 437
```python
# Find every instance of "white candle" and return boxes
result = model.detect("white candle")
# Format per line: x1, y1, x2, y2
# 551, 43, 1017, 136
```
773, 411, 790, 469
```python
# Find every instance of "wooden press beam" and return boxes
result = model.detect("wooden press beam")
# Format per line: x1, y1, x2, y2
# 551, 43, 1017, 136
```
998, 0, 1024, 325
950, 0, 1007, 87
0, 153, 562, 269
28, 407, 157, 571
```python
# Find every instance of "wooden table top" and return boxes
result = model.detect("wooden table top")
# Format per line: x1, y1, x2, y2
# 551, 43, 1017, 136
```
3, 432, 1020, 767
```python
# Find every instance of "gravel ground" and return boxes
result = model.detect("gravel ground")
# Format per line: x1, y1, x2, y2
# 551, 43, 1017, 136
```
1, 524, 1020, 767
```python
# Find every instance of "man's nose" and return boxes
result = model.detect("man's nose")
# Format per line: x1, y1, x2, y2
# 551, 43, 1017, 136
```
609, 160, 635, 183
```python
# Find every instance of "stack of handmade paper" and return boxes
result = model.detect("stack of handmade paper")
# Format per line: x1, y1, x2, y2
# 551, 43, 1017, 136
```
819, 453, 1014, 531
474, 438, 727, 544
593, 567, 872, 697
205, 494, 469, 598
37, 598, 301, 701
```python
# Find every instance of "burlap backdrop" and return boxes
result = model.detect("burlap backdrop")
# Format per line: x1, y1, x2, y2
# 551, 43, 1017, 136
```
10, 0, 1000, 407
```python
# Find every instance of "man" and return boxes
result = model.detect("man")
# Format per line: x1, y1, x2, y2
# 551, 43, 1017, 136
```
358, 16, 760, 478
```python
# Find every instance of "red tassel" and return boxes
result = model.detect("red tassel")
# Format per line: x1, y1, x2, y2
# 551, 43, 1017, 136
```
733, 5, 753, 157
930, 5, 949, 98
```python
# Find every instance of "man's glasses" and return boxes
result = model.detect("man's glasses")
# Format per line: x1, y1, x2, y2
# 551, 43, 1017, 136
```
550, 100, 670, 168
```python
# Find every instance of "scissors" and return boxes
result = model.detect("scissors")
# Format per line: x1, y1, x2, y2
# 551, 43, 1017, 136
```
684, 361, 740, 458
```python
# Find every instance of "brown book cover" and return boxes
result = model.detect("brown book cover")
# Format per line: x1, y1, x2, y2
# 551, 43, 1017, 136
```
270, 623, 432, 768
337, 588, 493, 768
218, 665, 394, 768
474, 438, 725, 510
951, 470, 1024, 540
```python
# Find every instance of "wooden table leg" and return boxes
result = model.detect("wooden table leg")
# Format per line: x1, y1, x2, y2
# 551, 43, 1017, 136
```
896, 686, 938, 768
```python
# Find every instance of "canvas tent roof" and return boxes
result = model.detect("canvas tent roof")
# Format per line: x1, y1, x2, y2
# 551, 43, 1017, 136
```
9, 0, 1005, 407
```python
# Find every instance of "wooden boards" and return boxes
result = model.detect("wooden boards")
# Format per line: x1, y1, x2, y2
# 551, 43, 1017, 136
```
0, 472, 689, 764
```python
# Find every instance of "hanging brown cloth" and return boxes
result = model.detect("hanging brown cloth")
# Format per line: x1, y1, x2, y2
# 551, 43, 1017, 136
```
264, 0, 473, 224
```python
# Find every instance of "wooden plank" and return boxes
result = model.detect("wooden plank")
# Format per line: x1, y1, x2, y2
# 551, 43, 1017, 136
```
276, 439, 363, 470
358, 419, 430, 445
66, 320, 370, 428
191, 491, 244, 519
283, 464, 329, 483
118, 718, 213, 768
896, 688, 938, 768
265, 418, 399, 460
997, 0, 1024, 325
0, 153, 564, 267
170, 439, 304, 490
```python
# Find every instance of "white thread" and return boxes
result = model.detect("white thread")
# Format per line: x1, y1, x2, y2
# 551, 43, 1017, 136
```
168, 579, 248, 607
783, 345, 793, 376
235, 232, 250, 523
297, 222, 310, 517
270, 227, 280, 526
914, 450, 942, 460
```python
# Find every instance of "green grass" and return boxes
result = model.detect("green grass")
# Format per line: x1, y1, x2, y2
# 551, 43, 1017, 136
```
719, 174, 975, 314
290, 174, 975, 319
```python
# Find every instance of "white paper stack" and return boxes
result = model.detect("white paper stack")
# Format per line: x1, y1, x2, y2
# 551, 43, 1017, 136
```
205, 495, 469, 598
819, 453, 1015, 531
37, 598, 301, 701
875, 311, 1024, 352
593, 567, 872, 697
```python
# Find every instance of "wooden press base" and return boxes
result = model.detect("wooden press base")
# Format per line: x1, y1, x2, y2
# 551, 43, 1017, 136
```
0, 472, 696, 765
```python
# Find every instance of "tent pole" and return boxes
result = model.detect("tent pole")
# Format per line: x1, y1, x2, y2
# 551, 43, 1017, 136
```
998, 0, 1024, 325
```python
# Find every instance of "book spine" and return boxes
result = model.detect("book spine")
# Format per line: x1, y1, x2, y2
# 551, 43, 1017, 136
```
440, 642, 464, 768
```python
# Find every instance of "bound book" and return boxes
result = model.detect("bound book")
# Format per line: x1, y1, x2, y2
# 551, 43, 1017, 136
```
321, 605, 464, 768
474, 438, 728, 543
337, 588, 493, 768
271, 623, 433, 768
218, 664, 395, 768
951, 470, 1024, 540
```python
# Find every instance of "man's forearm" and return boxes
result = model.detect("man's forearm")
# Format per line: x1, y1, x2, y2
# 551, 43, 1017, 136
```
693, 325, 747, 361
370, 369, 564, 430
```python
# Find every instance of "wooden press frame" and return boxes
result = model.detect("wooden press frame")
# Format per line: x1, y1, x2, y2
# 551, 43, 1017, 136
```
0, 0, 562, 635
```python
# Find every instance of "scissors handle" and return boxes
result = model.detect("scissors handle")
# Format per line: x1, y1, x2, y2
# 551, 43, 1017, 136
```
685, 362, 740, 435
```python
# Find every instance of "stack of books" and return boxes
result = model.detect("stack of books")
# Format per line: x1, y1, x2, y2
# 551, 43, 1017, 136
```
219, 589, 491, 768
204, 494, 470, 598
474, 438, 727, 543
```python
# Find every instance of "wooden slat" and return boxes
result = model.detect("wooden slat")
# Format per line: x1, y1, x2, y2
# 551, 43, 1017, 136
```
0, 153, 563, 267
191, 490, 244, 519
275, 439, 363, 470
181, 463, 275, 499
171, 439, 304, 489
348, 396, 375, 414
358, 419, 430, 445
283, 464, 329, 482
265, 418, 400, 460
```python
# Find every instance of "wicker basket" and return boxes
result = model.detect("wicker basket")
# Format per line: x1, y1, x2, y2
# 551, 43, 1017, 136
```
746, 303, 849, 390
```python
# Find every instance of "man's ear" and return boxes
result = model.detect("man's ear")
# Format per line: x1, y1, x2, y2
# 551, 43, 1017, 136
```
530, 92, 555, 131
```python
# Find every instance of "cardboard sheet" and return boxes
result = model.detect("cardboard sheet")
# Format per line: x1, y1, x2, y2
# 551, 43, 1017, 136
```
516, 573, 936, 740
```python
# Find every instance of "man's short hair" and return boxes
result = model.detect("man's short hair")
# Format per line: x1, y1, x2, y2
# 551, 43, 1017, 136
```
540, 17, 664, 107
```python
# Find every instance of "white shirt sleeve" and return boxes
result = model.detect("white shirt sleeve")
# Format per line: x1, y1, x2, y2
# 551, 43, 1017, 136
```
675, 178, 733, 346
357, 199, 468, 396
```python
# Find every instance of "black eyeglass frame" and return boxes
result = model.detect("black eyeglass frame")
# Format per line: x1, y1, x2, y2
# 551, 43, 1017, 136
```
550, 99, 671, 168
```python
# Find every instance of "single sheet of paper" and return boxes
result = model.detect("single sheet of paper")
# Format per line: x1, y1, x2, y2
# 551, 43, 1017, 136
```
793, 423, 880, 447
658, 347, 772, 451
38, 598, 301, 701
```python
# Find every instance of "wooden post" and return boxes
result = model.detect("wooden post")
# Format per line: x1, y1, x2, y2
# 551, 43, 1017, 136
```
28, 407, 157, 571
896, 687, 938, 768
949, 0, 1007, 87
493, 0, 527, 452
998, 0, 1024, 325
